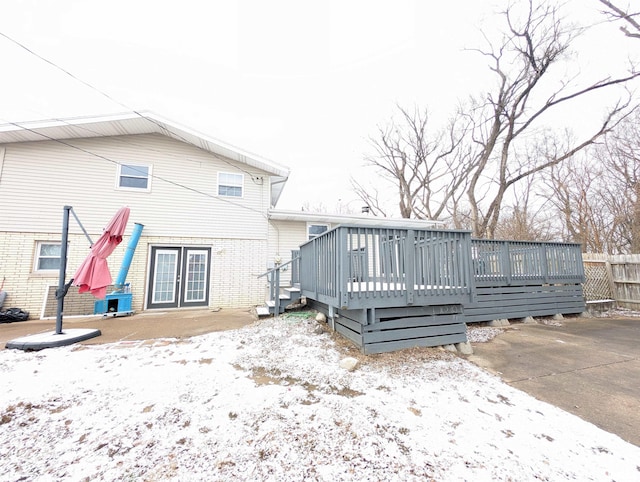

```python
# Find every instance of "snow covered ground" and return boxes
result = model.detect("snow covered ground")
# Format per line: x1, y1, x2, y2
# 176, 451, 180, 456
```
1, 315, 639, 481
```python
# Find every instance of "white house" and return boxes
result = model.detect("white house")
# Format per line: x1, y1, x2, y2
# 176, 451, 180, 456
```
0, 112, 292, 317
0, 112, 442, 319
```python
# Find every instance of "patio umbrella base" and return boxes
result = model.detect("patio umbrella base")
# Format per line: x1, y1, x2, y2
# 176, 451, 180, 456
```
5, 328, 101, 351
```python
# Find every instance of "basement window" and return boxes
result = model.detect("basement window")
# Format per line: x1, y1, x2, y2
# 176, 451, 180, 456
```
117, 164, 151, 191
34, 242, 61, 271
218, 172, 244, 197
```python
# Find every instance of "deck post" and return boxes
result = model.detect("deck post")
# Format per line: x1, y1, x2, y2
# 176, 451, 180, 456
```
464, 234, 477, 303
328, 304, 336, 331
541, 244, 549, 283
502, 241, 512, 286
274, 266, 281, 315
313, 240, 319, 300
405, 229, 415, 305
339, 228, 349, 309
366, 307, 375, 326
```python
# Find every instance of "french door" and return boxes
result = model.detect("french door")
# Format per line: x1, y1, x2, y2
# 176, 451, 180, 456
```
147, 246, 211, 309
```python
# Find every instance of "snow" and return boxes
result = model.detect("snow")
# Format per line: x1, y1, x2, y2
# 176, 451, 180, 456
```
1, 316, 639, 481
601, 308, 640, 318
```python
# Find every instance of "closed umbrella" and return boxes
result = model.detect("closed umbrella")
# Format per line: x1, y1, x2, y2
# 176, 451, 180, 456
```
73, 207, 130, 299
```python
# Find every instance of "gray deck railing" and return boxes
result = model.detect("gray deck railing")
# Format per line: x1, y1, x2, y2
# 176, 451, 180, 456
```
299, 225, 475, 310
290, 249, 300, 285
472, 239, 585, 286
258, 251, 301, 314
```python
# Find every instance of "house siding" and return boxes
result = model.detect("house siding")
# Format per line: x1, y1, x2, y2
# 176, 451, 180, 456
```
0, 134, 271, 239
267, 219, 334, 285
0, 133, 274, 317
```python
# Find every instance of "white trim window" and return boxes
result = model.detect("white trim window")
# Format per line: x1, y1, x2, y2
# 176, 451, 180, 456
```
34, 242, 61, 271
218, 172, 244, 197
307, 223, 329, 240
117, 164, 151, 191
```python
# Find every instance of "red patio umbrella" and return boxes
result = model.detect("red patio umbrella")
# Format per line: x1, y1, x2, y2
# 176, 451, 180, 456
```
73, 207, 130, 299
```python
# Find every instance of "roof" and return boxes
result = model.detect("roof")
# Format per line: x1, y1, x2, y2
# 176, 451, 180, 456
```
269, 209, 445, 228
0, 112, 291, 205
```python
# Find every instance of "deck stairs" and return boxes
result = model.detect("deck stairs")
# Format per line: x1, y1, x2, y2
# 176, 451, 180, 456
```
256, 284, 302, 316
257, 251, 303, 317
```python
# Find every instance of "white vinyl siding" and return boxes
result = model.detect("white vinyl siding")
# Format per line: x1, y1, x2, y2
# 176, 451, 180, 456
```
0, 134, 271, 240
117, 164, 151, 191
34, 241, 61, 271
268, 219, 333, 285
218, 172, 243, 197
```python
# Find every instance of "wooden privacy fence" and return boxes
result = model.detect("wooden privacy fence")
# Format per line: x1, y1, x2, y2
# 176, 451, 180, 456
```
583, 253, 640, 310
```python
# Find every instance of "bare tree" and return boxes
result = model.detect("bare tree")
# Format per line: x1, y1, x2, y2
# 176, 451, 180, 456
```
541, 108, 640, 254
492, 176, 554, 241
355, 1, 639, 237
595, 111, 640, 252
464, 0, 639, 238
541, 156, 611, 252
350, 182, 390, 217
599, 0, 640, 39
352, 105, 473, 220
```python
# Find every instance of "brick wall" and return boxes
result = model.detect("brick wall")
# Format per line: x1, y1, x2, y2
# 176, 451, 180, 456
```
41, 284, 114, 318
1, 231, 268, 318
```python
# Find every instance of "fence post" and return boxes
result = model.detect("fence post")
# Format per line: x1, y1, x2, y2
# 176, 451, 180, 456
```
605, 260, 616, 302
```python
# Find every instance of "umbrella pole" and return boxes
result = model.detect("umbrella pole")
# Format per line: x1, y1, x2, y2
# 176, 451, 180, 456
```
55, 206, 72, 335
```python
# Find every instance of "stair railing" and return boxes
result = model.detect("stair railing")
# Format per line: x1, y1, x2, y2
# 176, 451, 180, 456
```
258, 252, 301, 315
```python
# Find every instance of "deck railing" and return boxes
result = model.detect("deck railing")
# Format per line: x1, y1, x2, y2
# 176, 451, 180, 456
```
299, 225, 475, 310
472, 239, 585, 286
258, 250, 301, 315
290, 249, 301, 285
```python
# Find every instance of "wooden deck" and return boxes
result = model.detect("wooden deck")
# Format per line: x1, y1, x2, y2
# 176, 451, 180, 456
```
264, 224, 586, 353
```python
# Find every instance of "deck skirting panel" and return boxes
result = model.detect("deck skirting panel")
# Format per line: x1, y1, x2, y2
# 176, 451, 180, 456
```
362, 332, 467, 355
463, 283, 585, 323
341, 306, 467, 354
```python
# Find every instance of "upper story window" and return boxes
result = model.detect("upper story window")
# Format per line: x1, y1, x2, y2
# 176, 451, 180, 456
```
117, 164, 151, 191
218, 172, 244, 197
307, 223, 329, 240
34, 242, 61, 272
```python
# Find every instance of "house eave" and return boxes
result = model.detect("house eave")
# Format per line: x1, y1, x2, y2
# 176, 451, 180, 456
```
0, 112, 291, 179
268, 209, 445, 228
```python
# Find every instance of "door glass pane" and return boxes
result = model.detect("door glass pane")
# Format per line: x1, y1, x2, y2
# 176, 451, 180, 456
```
152, 251, 177, 303
185, 250, 208, 302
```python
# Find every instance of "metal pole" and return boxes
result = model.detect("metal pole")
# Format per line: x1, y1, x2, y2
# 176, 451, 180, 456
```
70, 207, 94, 246
55, 206, 71, 335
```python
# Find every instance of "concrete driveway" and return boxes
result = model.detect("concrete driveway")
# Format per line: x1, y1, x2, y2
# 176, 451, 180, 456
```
469, 317, 640, 447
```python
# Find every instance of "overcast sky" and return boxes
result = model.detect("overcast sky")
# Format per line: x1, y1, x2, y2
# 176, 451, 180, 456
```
0, 0, 635, 213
